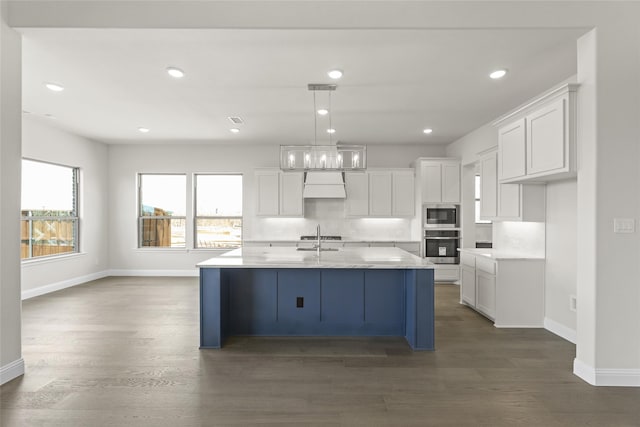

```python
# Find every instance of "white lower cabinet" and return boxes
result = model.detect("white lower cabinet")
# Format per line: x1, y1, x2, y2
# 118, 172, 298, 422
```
460, 253, 476, 306
459, 251, 544, 327
433, 265, 460, 282
475, 269, 496, 320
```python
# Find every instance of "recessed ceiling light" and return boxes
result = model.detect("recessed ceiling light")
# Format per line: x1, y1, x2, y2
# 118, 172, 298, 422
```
138, 127, 150, 133
44, 82, 64, 92
166, 67, 185, 78
489, 69, 508, 79
317, 109, 329, 116
423, 128, 433, 134
230, 128, 240, 133
327, 70, 343, 79
327, 128, 336, 134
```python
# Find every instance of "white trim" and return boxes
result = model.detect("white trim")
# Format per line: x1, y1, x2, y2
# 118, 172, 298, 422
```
0, 358, 25, 385
574, 358, 640, 387
494, 324, 543, 328
21, 252, 87, 267
107, 269, 198, 277
544, 317, 577, 344
21, 270, 109, 300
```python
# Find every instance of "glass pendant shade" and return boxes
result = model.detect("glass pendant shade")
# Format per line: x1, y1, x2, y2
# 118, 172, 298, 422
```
280, 145, 366, 171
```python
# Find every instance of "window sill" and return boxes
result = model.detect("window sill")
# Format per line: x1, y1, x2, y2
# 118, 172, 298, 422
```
21, 252, 86, 267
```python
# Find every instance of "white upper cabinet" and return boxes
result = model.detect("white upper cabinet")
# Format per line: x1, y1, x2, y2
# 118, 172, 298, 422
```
369, 171, 393, 216
346, 169, 415, 218
255, 169, 304, 217
255, 169, 280, 216
495, 83, 578, 183
345, 172, 369, 217
419, 159, 461, 204
392, 170, 415, 216
279, 172, 304, 216
526, 97, 566, 176
478, 148, 545, 222
498, 118, 526, 181
479, 149, 498, 220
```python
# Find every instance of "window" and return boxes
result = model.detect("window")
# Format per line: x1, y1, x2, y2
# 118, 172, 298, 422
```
475, 174, 491, 224
21, 159, 79, 260
195, 174, 242, 249
138, 174, 186, 248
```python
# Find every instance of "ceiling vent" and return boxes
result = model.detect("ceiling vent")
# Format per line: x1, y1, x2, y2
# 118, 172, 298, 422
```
228, 116, 244, 124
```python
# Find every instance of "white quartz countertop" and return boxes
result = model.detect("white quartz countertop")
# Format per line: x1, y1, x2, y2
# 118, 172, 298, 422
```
197, 247, 435, 269
243, 239, 420, 244
458, 248, 545, 260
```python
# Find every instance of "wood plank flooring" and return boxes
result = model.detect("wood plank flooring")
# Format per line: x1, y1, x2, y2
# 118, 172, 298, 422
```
2, 277, 639, 426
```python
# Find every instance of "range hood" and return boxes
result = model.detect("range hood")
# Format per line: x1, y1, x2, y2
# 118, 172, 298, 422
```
302, 172, 346, 199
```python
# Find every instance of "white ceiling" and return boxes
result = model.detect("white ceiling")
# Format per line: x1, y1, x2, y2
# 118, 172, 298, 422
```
20, 28, 584, 146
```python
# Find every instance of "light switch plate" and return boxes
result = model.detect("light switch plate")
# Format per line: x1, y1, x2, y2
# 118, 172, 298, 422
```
613, 218, 635, 233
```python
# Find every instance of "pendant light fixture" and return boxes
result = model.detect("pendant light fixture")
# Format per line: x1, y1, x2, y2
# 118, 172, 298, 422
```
280, 83, 366, 171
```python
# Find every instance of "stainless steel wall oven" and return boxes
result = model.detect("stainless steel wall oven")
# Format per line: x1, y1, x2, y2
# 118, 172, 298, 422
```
424, 229, 460, 264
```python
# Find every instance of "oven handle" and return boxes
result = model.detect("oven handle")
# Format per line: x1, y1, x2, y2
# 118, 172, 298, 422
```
424, 237, 462, 240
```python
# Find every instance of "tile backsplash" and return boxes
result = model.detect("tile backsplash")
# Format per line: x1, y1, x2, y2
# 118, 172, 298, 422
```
249, 199, 416, 241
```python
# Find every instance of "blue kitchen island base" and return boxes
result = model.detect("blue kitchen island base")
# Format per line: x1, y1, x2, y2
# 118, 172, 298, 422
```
199, 268, 434, 351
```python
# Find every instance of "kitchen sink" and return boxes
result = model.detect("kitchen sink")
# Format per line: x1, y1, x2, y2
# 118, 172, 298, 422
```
296, 247, 339, 252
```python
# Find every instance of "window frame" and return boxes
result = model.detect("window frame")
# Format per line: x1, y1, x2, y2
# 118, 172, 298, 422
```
475, 174, 491, 224
21, 158, 80, 261
137, 173, 187, 249
193, 173, 243, 250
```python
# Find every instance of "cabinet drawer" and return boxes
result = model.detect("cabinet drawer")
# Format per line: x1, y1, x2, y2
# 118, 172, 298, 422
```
434, 265, 460, 282
476, 257, 496, 275
461, 253, 476, 268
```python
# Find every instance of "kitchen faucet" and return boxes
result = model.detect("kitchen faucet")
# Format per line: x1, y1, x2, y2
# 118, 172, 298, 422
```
316, 224, 321, 256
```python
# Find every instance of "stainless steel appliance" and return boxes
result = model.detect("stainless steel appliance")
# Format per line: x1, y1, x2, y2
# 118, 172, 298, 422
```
424, 229, 460, 264
424, 204, 459, 228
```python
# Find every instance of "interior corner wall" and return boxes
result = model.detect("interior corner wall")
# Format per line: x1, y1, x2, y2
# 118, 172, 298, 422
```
21, 117, 109, 297
545, 179, 577, 340
0, 2, 24, 384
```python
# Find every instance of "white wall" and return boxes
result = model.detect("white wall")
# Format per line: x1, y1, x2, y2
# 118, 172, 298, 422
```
445, 123, 496, 166
0, 2, 24, 384
108, 143, 443, 273
545, 179, 577, 341
21, 117, 109, 297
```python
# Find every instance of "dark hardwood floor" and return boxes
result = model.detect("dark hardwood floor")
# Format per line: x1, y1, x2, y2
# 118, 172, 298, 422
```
2, 277, 639, 426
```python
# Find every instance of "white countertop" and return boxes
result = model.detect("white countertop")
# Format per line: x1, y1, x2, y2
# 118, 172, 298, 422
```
243, 239, 420, 244
458, 248, 545, 261
198, 247, 435, 269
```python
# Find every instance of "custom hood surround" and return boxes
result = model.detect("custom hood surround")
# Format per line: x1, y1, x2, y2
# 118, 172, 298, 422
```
302, 171, 346, 199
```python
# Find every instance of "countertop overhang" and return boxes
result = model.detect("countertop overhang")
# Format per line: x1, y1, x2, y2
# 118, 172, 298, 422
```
197, 247, 435, 269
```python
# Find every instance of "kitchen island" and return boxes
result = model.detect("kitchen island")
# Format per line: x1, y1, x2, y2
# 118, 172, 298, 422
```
197, 247, 435, 351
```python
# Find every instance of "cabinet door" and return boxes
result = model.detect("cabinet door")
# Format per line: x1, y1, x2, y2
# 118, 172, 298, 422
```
392, 171, 415, 216
476, 271, 496, 320
421, 162, 442, 203
498, 118, 526, 181
497, 183, 521, 219
345, 172, 369, 217
479, 151, 497, 219
527, 97, 566, 176
442, 163, 460, 203
369, 171, 392, 216
255, 170, 279, 216
461, 265, 476, 307
279, 172, 304, 216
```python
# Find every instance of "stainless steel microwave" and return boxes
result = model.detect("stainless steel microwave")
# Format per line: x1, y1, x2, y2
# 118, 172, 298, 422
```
424, 204, 459, 228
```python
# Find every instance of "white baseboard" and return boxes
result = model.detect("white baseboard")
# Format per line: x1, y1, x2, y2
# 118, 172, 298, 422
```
494, 323, 543, 328
574, 358, 640, 387
107, 269, 199, 277
544, 317, 577, 344
21, 270, 109, 300
0, 358, 25, 385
